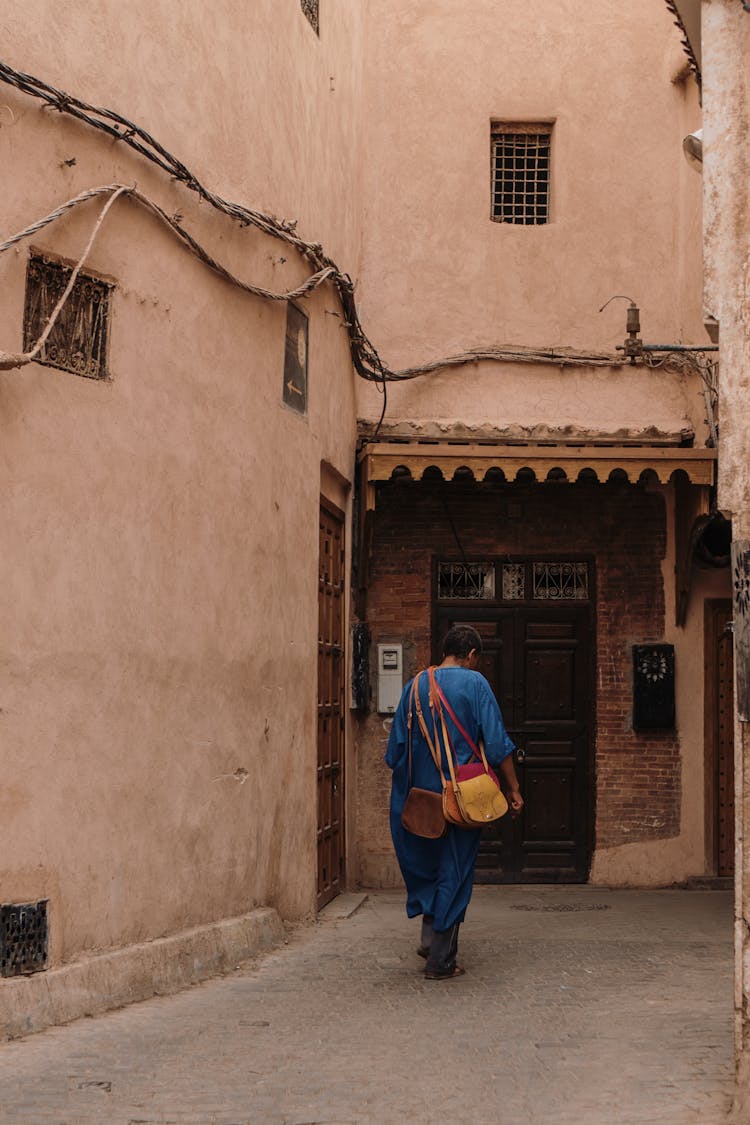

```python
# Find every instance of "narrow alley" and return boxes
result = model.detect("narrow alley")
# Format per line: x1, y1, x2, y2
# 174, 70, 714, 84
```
0, 886, 734, 1125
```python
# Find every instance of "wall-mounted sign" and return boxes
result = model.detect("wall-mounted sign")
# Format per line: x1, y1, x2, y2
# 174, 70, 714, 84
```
283, 302, 308, 415
633, 644, 675, 730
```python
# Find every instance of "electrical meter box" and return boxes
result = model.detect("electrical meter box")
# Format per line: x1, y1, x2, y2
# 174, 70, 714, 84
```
377, 643, 403, 714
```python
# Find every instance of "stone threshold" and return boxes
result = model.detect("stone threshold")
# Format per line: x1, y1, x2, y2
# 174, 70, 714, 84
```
0, 907, 283, 1041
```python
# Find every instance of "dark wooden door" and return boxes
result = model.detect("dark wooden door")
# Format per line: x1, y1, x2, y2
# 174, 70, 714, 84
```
706, 600, 734, 878
436, 606, 593, 883
317, 499, 345, 909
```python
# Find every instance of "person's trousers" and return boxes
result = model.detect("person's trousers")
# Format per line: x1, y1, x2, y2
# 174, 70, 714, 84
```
421, 914, 460, 974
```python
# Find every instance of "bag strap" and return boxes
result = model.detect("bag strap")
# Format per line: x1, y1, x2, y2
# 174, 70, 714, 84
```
430, 669, 492, 775
409, 673, 445, 781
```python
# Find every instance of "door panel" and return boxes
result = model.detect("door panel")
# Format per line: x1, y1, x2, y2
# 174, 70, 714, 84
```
436, 603, 592, 883
317, 500, 345, 909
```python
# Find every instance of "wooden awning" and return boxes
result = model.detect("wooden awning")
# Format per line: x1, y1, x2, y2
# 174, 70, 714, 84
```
355, 441, 717, 626
359, 441, 716, 497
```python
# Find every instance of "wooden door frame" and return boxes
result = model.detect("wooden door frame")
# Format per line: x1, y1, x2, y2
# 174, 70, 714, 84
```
317, 495, 346, 910
704, 597, 734, 876
431, 554, 597, 883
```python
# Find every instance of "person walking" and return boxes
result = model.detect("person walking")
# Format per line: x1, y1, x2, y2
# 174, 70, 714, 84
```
385, 624, 523, 979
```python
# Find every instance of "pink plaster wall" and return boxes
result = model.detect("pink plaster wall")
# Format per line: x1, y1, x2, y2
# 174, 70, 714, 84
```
0, 0, 361, 961
356, 0, 705, 438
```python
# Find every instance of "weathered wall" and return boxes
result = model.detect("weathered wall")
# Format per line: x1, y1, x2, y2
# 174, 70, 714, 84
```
0, 0, 362, 965
701, 0, 750, 1106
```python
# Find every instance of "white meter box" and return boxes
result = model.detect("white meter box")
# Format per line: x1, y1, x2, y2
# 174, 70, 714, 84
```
377, 643, 403, 714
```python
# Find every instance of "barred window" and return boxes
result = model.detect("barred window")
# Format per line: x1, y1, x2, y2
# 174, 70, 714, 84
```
23, 253, 112, 380
532, 562, 589, 600
438, 563, 495, 601
301, 0, 319, 34
491, 123, 552, 225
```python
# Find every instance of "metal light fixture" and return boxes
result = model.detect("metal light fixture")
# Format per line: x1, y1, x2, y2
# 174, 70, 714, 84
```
599, 295, 642, 364
683, 128, 703, 172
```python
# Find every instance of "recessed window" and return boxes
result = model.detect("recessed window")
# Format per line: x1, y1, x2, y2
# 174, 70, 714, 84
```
491, 123, 552, 225
301, 0, 319, 34
23, 253, 112, 380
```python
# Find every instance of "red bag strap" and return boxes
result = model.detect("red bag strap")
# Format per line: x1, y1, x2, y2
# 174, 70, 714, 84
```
429, 670, 481, 761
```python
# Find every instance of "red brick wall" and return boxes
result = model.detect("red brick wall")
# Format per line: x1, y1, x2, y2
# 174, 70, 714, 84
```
354, 477, 679, 883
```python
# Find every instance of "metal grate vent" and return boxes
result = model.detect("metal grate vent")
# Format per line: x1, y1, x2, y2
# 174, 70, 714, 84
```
300, 0, 319, 34
491, 124, 551, 225
23, 253, 112, 380
0, 900, 49, 977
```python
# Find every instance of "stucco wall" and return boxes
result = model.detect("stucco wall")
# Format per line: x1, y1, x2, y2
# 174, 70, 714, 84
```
0, 0, 362, 964
356, 0, 704, 437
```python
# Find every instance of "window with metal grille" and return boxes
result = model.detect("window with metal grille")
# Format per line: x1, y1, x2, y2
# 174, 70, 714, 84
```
438, 563, 495, 600
23, 253, 112, 380
301, 0, 319, 34
532, 561, 589, 600
491, 123, 552, 225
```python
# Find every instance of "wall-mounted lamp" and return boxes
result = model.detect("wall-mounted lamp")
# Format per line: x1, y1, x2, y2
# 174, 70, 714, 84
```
599, 295, 642, 364
600, 292, 719, 364
683, 128, 703, 172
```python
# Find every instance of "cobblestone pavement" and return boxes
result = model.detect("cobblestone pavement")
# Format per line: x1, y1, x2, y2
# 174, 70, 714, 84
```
0, 886, 735, 1125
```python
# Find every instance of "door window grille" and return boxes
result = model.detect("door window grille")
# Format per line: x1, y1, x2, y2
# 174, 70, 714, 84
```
23, 253, 112, 380
438, 562, 495, 600
301, 0, 319, 33
532, 561, 589, 600
502, 563, 526, 600
491, 123, 552, 225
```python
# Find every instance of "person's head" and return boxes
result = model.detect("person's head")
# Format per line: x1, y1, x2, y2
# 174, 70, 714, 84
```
441, 625, 483, 667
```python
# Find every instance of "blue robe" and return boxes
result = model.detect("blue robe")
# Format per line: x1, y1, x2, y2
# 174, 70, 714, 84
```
385, 666, 515, 932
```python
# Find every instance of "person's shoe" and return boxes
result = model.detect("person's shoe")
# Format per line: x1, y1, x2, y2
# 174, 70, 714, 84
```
424, 964, 465, 980
417, 945, 430, 959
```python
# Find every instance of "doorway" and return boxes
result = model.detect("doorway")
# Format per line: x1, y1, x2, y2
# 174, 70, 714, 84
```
317, 498, 346, 908
435, 560, 594, 883
705, 599, 735, 878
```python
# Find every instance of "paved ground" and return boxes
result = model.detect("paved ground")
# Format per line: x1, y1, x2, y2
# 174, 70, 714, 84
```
0, 885, 735, 1125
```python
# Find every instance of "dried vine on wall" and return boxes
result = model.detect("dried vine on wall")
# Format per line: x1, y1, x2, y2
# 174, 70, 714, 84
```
0, 58, 706, 401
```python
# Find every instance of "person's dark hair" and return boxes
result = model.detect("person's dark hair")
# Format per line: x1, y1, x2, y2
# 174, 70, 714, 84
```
441, 625, 483, 659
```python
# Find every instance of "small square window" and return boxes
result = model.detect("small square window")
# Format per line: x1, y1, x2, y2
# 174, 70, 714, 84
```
23, 253, 112, 380
491, 123, 552, 225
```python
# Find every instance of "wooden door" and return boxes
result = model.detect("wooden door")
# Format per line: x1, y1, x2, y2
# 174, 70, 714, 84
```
317, 499, 345, 908
705, 600, 734, 877
436, 605, 593, 883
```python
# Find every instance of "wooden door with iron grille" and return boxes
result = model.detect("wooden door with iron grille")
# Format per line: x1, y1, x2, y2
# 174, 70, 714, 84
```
317, 499, 346, 909
436, 598, 593, 883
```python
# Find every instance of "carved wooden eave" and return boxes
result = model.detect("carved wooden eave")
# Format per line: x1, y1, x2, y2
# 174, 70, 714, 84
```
359, 441, 716, 509
355, 441, 717, 621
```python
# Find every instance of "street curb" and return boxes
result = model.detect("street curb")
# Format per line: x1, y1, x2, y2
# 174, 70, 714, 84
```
0, 906, 284, 1041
